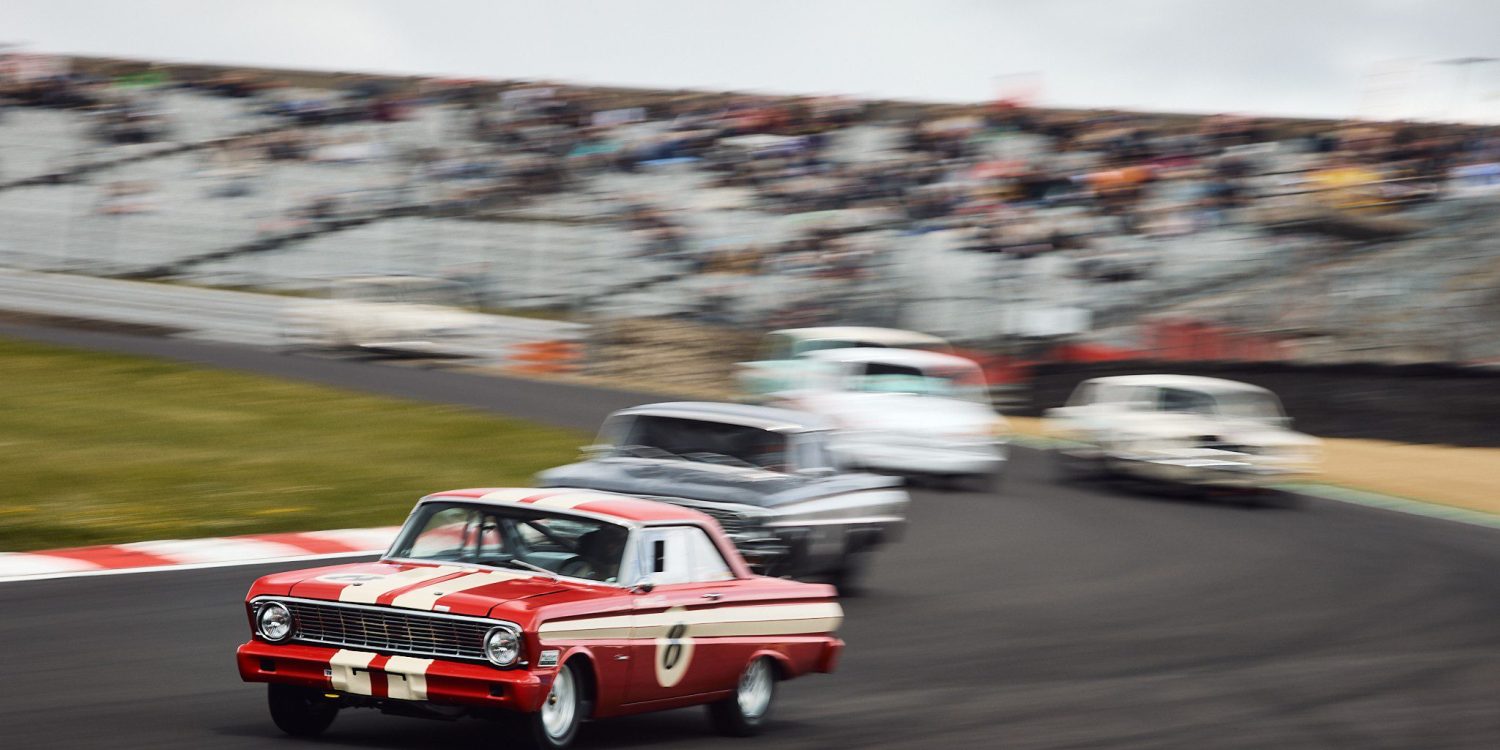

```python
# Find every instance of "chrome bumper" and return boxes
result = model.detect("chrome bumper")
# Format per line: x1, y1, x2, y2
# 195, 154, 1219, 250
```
1115, 454, 1306, 488
832, 438, 1007, 477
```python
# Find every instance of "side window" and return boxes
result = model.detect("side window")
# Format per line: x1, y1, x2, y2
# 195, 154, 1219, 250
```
640, 527, 734, 584
1066, 382, 1096, 407
642, 528, 694, 585
596, 416, 633, 450
1124, 386, 1158, 411
408, 507, 470, 557
684, 527, 734, 582
760, 333, 793, 360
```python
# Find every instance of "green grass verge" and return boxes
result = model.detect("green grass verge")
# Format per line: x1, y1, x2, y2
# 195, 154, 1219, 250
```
0, 337, 586, 551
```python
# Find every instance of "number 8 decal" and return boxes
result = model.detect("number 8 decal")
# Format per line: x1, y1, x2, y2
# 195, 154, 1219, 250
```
662, 623, 687, 669
654, 607, 695, 688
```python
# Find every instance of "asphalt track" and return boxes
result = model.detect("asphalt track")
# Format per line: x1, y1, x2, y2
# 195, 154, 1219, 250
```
2, 322, 1498, 749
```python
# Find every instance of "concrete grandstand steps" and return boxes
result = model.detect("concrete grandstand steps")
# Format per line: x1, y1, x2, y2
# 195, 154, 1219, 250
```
0, 120, 291, 193
180, 215, 648, 310
1145, 197, 1500, 363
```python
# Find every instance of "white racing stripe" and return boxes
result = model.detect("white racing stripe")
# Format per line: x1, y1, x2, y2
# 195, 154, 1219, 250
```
539, 613, 635, 640
337, 566, 466, 604
389, 570, 534, 611
687, 617, 844, 638
539, 602, 843, 641
529, 492, 614, 510
329, 650, 376, 695
383, 656, 435, 700
477, 488, 615, 510
478, 488, 555, 503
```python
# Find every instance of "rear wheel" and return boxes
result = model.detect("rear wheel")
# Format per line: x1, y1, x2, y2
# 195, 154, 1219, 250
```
267, 684, 338, 737
954, 468, 1005, 494
828, 547, 874, 597
708, 657, 777, 737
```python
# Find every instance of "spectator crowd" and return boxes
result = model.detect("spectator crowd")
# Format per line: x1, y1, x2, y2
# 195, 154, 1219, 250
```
4, 53, 1500, 342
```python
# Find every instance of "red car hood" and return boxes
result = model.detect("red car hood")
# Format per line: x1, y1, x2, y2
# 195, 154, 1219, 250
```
281, 560, 573, 618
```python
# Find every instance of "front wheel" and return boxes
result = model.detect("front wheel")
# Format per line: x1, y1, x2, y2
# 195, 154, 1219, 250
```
1052, 447, 1107, 483
267, 683, 339, 737
708, 656, 777, 737
512, 660, 585, 749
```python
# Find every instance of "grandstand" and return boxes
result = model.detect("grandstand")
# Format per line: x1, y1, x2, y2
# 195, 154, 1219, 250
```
3, 53, 1499, 366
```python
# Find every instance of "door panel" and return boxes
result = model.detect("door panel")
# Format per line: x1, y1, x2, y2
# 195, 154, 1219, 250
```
624, 525, 748, 704
626, 587, 731, 703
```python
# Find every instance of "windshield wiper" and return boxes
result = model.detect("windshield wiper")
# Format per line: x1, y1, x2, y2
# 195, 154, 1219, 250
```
615, 443, 683, 460
496, 558, 559, 579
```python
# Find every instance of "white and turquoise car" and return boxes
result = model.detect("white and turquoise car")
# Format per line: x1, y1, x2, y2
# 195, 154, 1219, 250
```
765, 348, 1011, 491
736, 327, 952, 402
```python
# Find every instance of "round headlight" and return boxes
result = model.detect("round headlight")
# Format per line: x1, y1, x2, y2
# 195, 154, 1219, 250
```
257, 602, 294, 642
484, 626, 521, 667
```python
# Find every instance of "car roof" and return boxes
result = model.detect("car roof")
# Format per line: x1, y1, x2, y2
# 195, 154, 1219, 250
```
1083, 374, 1272, 394
610, 401, 834, 432
770, 326, 949, 347
801, 347, 980, 370
421, 487, 712, 525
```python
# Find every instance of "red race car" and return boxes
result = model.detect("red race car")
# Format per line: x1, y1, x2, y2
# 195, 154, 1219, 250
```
236, 488, 844, 749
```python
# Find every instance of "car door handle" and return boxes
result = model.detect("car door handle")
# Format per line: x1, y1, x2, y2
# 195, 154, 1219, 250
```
614, 654, 629, 661
701, 592, 722, 600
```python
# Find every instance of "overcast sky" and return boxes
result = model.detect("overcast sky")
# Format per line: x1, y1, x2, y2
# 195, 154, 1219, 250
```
6, 0, 1500, 122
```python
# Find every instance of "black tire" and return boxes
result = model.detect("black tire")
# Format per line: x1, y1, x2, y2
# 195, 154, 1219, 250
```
708, 657, 777, 737
267, 683, 339, 738
511, 660, 587, 749
828, 547, 873, 597
955, 469, 1005, 494
1052, 447, 1106, 483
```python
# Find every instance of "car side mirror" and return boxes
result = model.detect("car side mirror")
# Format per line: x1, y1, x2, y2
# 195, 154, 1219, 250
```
629, 576, 656, 594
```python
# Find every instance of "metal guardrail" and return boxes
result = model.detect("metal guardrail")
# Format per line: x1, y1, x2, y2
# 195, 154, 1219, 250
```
0, 269, 587, 365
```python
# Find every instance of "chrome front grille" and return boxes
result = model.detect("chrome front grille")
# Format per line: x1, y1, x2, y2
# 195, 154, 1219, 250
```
281, 599, 494, 660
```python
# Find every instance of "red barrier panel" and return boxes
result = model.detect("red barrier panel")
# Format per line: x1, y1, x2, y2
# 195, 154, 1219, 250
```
505, 340, 584, 375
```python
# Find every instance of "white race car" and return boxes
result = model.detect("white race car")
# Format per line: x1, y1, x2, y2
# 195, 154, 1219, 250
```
768, 348, 1010, 491
736, 326, 952, 401
1043, 375, 1319, 490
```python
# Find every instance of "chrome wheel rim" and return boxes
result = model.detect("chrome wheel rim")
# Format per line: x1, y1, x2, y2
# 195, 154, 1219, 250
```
540, 667, 576, 739
736, 658, 773, 719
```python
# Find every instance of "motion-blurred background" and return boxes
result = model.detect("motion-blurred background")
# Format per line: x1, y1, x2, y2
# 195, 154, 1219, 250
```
3, 3, 1500, 748
6, 4, 1500, 430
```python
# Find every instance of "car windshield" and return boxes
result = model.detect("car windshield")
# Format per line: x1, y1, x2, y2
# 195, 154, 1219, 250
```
389, 502, 630, 583
1213, 390, 1286, 420
1159, 388, 1284, 421
794, 338, 947, 356
851, 362, 989, 403
605, 415, 791, 472
797, 338, 886, 354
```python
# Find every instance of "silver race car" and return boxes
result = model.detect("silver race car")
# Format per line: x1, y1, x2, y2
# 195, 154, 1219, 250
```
536, 402, 910, 594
